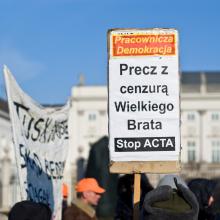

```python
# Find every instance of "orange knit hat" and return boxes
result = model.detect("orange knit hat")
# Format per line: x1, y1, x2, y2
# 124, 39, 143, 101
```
75, 178, 105, 193
62, 183, 69, 198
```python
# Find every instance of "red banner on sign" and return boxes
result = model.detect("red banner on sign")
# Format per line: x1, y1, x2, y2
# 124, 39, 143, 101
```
112, 34, 176, 56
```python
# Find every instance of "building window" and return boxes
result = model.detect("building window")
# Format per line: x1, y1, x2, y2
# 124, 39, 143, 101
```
10, 175, 19, 205
187, 141, 196, 162
78, 110, 84, 116
99, 110, 106, 116
187, 113, 195, 121
88, 113, 96, 121
212, 140, 220, 163
0, 181, 2, 207
211, 113, 219, 121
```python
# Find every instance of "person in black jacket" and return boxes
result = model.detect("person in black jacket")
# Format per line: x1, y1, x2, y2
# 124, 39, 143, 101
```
115, 174, 153, 220
85, 136, 118, 220
210, 180, 220, 220
188, 178, 220, 220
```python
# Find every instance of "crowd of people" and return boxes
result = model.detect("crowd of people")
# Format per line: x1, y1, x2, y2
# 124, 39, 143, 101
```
2, 138, 220, 220
63, 175, 220, 220
3, 175, 220, 220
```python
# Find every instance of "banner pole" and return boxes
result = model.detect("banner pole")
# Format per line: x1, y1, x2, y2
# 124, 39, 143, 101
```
133, 173, 141, 220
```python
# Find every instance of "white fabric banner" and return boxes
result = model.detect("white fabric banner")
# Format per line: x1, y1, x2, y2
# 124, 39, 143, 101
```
4, 66, 69, 220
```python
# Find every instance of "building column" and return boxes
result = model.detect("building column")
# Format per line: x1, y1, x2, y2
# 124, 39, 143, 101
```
1, 145, 11, 209
199, 110, 205, 162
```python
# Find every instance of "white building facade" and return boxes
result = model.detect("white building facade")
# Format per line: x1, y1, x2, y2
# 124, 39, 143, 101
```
1, 72, 220, 210
64, 86, 108, 197
0, 99, 20, 214
180, 73, 220, 179
66, 72, 220, 187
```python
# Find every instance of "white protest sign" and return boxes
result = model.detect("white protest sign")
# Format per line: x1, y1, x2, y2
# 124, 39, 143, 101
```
4, 66, 69, 220
108, 29, 180, 162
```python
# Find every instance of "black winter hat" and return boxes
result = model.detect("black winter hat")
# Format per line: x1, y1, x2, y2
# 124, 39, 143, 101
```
143, 180, 199, 220
8, 200, 52, 220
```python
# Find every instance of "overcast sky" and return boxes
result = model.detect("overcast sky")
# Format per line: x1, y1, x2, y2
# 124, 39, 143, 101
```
0, 0, 219, 104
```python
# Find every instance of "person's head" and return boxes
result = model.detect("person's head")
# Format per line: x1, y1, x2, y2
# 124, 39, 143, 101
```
8, 200, 51, 220
75, 178, 105, 206
158, 174, 188, 189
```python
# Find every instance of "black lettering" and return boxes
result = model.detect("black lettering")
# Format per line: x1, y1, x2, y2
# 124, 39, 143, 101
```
130, 104, 137, 111
120, 64, 128, 75
167, 103, 174, 111
44, 159, 65, 180
25, 117, 34, 139
45, 159, 51, 180
141, 101, 148, 111
134, 66, 142, 75
143, 66, 149, 74
120, 86, 126, 94
19, 144, 26, 168
40, 118, 52, 143
142, 85, 148, 93
25, 183, 50, 207
13, 102, 29, 117
159, 103, 166, 114
128, 120, 136, 130
129, 66, 135, 74
161, 66, 168, 74
114, 101, 174, 114
114, 101, 126, 112
33, 153, 43, 176
150, 66, 157, 74
31, 118, 44, 141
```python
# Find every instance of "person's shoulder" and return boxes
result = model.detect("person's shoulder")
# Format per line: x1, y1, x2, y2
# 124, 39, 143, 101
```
73, 199, 96, 218
64, 200, 96, 220
64, 203, 79, 213
63, 203, 82, 220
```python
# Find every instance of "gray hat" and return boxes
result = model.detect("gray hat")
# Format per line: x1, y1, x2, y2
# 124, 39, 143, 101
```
157, 174, 188, 189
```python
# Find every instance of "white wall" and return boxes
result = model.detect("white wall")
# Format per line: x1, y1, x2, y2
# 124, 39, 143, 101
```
0, 109, 20, 210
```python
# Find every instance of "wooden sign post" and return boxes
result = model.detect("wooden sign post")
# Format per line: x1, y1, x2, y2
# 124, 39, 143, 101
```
108, 28, 181, 219
133, 173, 141, 220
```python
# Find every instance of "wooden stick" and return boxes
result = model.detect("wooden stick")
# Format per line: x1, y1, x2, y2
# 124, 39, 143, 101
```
133, 173, 141, 220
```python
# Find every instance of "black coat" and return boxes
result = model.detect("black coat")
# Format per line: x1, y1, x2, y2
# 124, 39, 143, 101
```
115, 174, 153, 220
85, 136, 118, 218
188, 178, 219, 220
